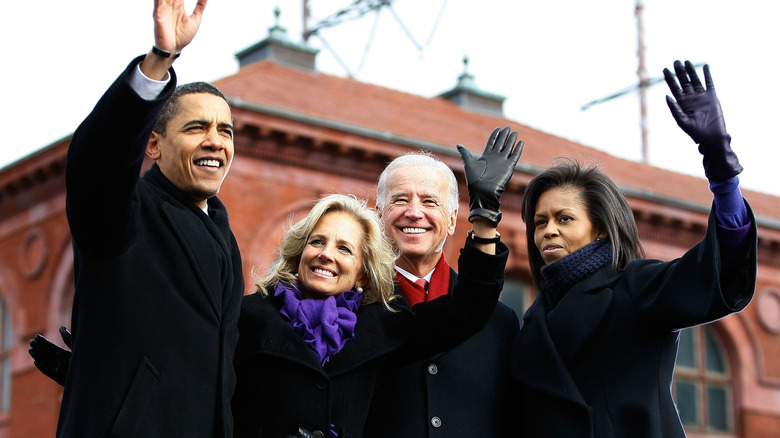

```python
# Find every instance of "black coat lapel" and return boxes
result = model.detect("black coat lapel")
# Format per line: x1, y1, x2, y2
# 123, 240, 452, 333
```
513, 299, 586, 407
547, 266, 618, 363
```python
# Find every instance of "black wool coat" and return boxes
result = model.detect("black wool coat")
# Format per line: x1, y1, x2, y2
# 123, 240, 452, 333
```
232, 239, 508, 438
511, 205, 757, 438
58, 57, 244, 438
363, 268, 520, 438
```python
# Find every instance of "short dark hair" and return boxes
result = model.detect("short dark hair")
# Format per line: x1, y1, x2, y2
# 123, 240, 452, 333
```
521, 159, 645, 290
153, 82, 229, 135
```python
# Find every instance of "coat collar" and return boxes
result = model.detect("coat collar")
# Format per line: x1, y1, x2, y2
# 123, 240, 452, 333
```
245, 292, 409, 377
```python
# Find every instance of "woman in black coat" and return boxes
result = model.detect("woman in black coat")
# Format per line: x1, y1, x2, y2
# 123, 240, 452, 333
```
233, 128, 523, 437
511, 61, 757, 437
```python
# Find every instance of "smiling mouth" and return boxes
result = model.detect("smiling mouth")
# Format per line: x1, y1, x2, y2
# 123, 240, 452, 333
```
401, 227, 426, 234
195, 159, 222, 168
313, 268, 335, 277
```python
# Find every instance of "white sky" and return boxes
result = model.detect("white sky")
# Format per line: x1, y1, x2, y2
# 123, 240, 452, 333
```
3, 0, 778, 196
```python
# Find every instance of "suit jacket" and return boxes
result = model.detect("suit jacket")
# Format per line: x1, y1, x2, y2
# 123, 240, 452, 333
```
511, 206, 757, 438
363, 268, 520, 438
58, 57, 244, 438
232, 239, 508, 438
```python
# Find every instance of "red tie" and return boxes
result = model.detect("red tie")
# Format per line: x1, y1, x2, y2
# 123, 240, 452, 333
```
415, 278, 429, 292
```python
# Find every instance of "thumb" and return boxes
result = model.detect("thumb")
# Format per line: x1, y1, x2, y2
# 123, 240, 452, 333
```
59, 326, 73, 349
457, 144, 476, 171
666, 96, 687, 124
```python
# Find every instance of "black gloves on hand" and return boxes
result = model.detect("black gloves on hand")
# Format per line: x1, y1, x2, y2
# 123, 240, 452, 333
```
28, 326, 72, 386
663, 60, 742, 181
457, 126, 524, 226
285, 427, 318, 438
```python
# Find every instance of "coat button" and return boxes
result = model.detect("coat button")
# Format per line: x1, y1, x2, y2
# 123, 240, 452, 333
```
431, 416, 442, 428
312, 431, 325, 437
427, 364, 438, 375
315, 379, 328, 390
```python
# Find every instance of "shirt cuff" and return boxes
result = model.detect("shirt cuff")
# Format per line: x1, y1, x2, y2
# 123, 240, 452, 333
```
129, 63, 170, 101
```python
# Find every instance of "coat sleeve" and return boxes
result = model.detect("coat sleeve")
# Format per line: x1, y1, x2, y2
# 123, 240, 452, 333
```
623, 200, 757, 330
395, 237, 509, 362
65, 56, 176, 254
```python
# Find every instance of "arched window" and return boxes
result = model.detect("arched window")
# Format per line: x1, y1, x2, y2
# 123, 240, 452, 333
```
674, 324, 733, 434
0, 296, 11, 413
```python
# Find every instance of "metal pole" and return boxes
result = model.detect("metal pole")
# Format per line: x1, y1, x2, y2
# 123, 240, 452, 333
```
636, 0, 648, 162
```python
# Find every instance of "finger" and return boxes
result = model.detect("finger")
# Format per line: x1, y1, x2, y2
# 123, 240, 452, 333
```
702, 64, 715, 91
663, 68, 683, 100
665, 96, 687, 123
509, 140, 524, 164
494, 126, 511, 153
674, 60, 693, 95
505, 131, 519, 156
457, 144, 474, 165
684, 61, 704, 93
484, 127, 501, 152
192, 0, 208, 17
59, 326, 73, 349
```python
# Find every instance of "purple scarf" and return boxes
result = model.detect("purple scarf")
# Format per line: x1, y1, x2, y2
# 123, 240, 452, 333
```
274, 282, 362, 366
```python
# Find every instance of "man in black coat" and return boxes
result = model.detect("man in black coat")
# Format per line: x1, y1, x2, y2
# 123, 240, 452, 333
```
30, 1, 244, 436
365, 148, 520, 437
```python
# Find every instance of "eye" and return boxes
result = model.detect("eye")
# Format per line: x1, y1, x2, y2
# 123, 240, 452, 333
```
534, 219, 547, 227
308, 238, 324, 246
423, 199, 439, 207
220, 128, 233, 138
558, 216, 573, 223
338, 245, 353, 255
392, 197, 408, 205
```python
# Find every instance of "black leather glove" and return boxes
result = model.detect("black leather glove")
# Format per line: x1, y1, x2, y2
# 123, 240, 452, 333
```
457, 126, 524, 226
285, 427, 318, 438
663, 60, 742, 181
28, 326, 72, 386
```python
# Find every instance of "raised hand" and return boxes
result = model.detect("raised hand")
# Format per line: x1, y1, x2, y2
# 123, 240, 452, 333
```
153, 0, 208, 54
663, 60, 742, 181
142, 0, 208, 79
457, 126, 524, 227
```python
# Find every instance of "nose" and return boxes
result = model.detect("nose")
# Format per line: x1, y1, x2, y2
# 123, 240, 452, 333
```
202, 127, 225, 150
317, 246, 335, 262
542, 223, 558, 238
403, 200, 424, 219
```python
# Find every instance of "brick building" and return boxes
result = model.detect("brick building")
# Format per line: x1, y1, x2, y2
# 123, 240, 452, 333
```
3, 21, 780, 437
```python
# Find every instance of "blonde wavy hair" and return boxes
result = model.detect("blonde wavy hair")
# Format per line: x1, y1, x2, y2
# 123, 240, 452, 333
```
253, 194, 399, 309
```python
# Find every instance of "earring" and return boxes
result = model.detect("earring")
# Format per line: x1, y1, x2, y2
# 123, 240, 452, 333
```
294, 272, 299, 278
356, 286, 364, 294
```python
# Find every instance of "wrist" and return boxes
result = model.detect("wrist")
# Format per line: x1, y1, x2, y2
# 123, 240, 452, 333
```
468, 230, 501, 244
151, 45, 181, 59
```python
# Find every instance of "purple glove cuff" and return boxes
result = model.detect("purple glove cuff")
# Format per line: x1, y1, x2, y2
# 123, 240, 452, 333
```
710, 176, 748, 228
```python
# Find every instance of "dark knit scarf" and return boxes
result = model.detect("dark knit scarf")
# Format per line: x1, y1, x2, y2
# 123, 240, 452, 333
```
274, 282, 362, 366
541, 238, 613, 315
395, 254, 452, 306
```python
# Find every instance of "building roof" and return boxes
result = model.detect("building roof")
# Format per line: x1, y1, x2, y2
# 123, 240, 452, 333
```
213, 59, 780, 226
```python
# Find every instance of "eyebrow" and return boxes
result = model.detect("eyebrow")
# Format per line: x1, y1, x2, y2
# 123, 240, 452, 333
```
182, 120, 234, 131
535, 208, 575, 218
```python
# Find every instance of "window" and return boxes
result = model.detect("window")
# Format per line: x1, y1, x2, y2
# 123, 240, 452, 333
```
499, 277, 533, 324
673, 325, 732, 433
0, 297, 10, 413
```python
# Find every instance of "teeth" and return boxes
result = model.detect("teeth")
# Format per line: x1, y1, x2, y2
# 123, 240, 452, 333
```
402, 227, 426, 234
195, 159, 221, 168
313, 268, 335, 277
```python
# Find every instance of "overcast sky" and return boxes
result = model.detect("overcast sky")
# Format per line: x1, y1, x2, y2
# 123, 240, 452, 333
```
4, 0, 778, 196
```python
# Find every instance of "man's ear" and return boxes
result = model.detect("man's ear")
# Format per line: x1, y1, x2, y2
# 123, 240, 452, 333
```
447, 210, 458, 237
146, 131, 162, 160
